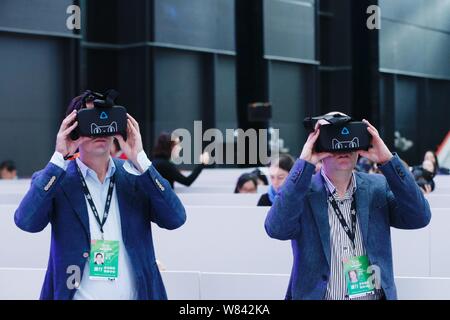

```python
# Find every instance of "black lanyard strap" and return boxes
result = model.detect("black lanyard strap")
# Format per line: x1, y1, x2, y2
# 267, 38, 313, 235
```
327, 191, 357, 250
76, 164, 115, 235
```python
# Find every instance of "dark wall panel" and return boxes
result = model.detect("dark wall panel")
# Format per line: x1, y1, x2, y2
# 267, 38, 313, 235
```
380, 0, 450, 32
154, 0, 235, 51
269, 61, 309, 156
320, 70, 352, 114
264, 0, 316, 61
153, 48, 205, 149
0, 34, 67, 176
422, 80, 450, 152
85, 50, 119, 92
0, 0, 75, 35
394, 77, 420, 164
380, 20, 450, 79
215, 55, 237, 133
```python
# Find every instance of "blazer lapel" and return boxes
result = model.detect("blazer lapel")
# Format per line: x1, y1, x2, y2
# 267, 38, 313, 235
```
61, 160, 90, 241
308, 173, 331, 267
355, 173, 370, 247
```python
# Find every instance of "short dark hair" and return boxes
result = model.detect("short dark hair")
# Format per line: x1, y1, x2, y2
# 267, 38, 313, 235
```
152, 132, 177, 160
95, 253, 103, 258
0, 160, 16, 172
65, 90, 102, 116
234, 173, 258, 193
65, 94, 86, 117
270, 154, 295, 173
251, 169, 269, 185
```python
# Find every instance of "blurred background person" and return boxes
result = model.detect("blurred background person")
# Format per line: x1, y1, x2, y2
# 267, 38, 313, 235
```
356, 157, 374, 173
0, 160, 17, 180
152, 132, 210, 189
251, 168, 269, 186
234, 173, 258, 194
424, 150, 449, 175
257, 154, 294, 206
412, 159, 436, 194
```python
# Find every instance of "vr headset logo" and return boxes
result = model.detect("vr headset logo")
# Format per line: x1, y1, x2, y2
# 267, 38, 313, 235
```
303, 114, 371, 153
70, 89, 127, 141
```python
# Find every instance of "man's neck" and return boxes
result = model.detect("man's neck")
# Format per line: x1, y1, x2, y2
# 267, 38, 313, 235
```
323, 168, 353, 198
79, 152, 110, 183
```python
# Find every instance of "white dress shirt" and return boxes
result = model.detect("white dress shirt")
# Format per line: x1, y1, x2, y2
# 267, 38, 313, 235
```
50, 151, 152, 300
321, 169, 382, 300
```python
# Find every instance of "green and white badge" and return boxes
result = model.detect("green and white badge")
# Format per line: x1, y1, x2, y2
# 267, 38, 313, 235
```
89, 239, 119, 280
343, 255, 375, 299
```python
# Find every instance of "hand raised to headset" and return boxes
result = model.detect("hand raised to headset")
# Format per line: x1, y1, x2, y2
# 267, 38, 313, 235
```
357, 119, 393, 165
114, 113, 144, 172
55, 110, 89, 157
299, 122, 333, 165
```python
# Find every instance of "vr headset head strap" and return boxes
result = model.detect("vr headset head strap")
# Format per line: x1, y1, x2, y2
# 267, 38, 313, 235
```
80, 89, 120, 108
303, 113, 353, 131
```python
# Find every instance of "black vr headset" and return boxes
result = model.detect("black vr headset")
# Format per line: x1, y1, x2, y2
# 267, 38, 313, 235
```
303, 113, 371, 153
70, 89, 127, 141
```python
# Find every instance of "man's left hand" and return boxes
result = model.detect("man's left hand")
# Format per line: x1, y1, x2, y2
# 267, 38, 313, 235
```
357, 119, 393, 165
115, 114, 144, 172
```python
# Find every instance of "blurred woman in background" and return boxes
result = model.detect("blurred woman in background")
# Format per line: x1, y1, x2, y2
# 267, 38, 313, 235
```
152, 132, 209, 189
257, 154, 294, 206
424, 150, 450, 175
234, 173, 258, 194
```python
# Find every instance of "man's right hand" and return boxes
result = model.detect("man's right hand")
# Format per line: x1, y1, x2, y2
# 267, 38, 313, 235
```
55, 110, 89, 157
299, 125, 332, 165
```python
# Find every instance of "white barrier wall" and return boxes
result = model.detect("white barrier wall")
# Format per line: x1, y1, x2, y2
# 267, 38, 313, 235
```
175, 185, 269, 194
2, 206, 450, 278
177, 194, 262, 207
430, 209, 450, 277
200, 273, 289, 300
0, 205, 50, 268
153, 206, 292, 274
3, 268, 450, 300
426, 195, 450, 208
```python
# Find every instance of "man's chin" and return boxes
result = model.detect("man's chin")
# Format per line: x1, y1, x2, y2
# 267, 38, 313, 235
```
89, 147, 110, 156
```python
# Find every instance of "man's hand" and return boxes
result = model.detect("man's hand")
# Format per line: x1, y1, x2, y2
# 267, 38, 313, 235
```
115, 114, 144, 172
299, 124, 333, 165
357, 119, 393, 165
55, 110, 89, 157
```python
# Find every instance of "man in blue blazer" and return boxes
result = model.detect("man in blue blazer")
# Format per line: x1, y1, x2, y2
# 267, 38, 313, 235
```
265, 115, 431, 300
15, 94, 186, 300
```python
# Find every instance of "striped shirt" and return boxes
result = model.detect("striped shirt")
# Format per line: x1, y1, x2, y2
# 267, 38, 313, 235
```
321, 169, 383, 300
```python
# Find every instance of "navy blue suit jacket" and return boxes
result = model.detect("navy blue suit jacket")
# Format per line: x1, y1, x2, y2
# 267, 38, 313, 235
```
265, 155, 431, 300
15, 158, 186, 300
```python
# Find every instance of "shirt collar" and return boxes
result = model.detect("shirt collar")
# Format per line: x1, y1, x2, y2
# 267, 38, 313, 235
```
320, 168, 357, 198
76, 157, 116, 181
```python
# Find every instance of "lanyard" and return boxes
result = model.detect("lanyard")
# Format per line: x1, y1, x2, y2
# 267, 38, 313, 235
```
76, 164, 115, 238
327, 190, 357, 250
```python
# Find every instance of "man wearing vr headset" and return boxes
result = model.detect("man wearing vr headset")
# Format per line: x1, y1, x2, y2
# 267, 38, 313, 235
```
265, 112, 431, 300
15, 91, 186, 300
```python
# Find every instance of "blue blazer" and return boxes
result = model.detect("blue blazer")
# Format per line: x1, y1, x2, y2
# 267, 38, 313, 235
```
14, 158, 186, 300
265, 155, 431, 300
